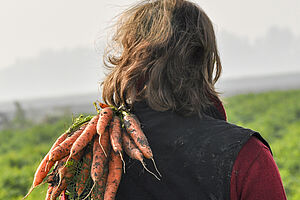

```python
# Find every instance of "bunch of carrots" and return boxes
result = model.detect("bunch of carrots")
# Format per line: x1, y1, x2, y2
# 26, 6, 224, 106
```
23, 103, 161, 200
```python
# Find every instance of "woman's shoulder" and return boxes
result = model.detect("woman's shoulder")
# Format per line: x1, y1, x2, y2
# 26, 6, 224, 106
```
132, 100, 270, 156
230, 135, 287, 200
233, 136, 271, 170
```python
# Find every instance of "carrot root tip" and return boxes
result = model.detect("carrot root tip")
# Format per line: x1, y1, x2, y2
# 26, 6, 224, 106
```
99, 135, 107, 157
119, 151, 126, 174
151, 157, 162, 177
82, 182, 95, 200
140, 161, 161, 181
22, 186, 34, 200
57, 174, 63, 190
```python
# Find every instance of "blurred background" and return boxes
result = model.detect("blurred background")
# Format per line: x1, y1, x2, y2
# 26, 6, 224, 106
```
0, 0, 299, 199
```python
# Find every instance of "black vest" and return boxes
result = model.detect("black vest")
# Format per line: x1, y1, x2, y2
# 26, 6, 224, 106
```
116, 101, 271, 200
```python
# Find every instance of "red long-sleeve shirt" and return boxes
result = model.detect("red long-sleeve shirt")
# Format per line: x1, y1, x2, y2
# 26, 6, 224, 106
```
230, 136, 287, 200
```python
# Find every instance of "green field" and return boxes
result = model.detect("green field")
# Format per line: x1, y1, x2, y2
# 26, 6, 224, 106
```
224, 90, 300, 199
1, 90, 299, 199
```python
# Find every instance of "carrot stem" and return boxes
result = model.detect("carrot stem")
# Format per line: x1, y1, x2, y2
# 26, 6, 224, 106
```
93, 102, 100, 114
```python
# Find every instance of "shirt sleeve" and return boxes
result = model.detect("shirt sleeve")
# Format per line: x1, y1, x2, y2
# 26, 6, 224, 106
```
230, 136, 287, 200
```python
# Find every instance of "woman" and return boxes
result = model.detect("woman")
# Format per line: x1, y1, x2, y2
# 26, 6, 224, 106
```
101, 0, 287, 199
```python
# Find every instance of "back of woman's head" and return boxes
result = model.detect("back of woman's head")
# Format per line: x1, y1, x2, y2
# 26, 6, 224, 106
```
102, 0, 222, 117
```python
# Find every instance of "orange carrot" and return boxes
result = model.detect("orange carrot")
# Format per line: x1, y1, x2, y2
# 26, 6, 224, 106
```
110, 116, 122, 153
49, 124, 87, 162
45, 157, 67, 200
76, 150, 92, 197
122, 130, 144, 162
123, 113, 162, 177
52, 151, 83, 200
53, 157, 68, 191
84, 133, 110, 200
123, 113, 152, 159
66, 115, 99, 163
92, 133, 110, 182
109, 116, 125, 172
97, 107, 114, 157
122, 130, 160, 180
23, 132, 68, 200
50, 178, 68, 200
58, 149, 83, 181
104, 151, 122, 200
97, 107, 114, 139
92, 166, 108, 200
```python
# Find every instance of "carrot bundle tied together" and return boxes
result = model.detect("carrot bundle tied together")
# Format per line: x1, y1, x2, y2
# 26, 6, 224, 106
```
24, 103, 161, 200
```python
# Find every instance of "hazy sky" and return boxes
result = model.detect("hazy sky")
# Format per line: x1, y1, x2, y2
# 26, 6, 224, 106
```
1, 0, 300, 71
